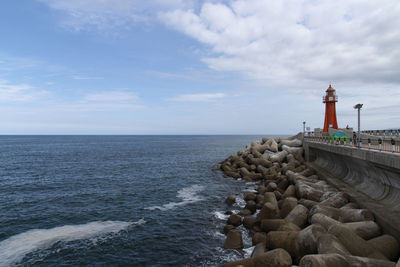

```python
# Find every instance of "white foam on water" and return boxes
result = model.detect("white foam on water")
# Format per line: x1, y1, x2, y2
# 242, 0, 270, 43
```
243, 246, 255, 258
0, 220, 142, 267
234, 197, 246, 209
212, 231, 226, 240
213, 211, 229, 220
145, 184, 204, 211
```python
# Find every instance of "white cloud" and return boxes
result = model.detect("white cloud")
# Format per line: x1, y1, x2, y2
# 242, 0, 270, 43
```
72, 75, 104, 80
83, 91, 138, 103
0, 80, 47, 102
160, 0, 400, 86
169, 93, 225, 102
38, 0, 197, 31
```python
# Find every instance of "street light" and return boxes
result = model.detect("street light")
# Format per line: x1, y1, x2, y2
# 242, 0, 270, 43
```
353, 104, 363, 148
303, 121, 306, 135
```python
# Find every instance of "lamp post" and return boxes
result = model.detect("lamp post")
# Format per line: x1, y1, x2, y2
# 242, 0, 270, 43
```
353, 104, 363, 148
303, 121, 306, 135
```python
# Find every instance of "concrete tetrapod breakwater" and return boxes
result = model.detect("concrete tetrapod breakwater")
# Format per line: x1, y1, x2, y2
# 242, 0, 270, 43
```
304, 139, 400, 242
214, 134, 400, 267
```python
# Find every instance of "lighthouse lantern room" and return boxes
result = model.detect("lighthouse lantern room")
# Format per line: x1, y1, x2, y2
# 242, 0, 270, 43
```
323, 84, 338, 132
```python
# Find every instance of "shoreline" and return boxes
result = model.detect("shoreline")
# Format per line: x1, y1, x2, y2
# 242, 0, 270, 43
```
214, 134, 399, 266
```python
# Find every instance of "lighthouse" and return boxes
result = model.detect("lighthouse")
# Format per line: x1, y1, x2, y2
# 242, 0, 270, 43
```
323, 84, 338, 132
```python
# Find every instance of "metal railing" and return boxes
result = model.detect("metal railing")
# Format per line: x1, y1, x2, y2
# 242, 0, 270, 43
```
304, 135, 400, 154
361, 129, 400, 137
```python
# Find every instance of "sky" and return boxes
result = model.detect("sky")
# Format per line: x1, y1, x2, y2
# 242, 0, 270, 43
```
0, 0, 399, 134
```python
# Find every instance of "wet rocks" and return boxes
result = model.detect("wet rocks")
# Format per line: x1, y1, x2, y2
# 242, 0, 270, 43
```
215, 134, 400, 266
225, 195, 236, 205
224, 229, 243, 249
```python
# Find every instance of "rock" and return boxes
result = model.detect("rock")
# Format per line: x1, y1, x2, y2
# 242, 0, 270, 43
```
261, 219, 289, 232
319, 192, 348, 208
223, 258, 254, 267
280, 139, 302, 147
225, 195, 236, 205
296, 224, 326, 256
269, 139, 279, 153
245, 200, 257, 214
340, 202, 359, 209
257, 185, 266, 195
299, 168, 315, 177
286, 170, 318, 185
221, 164, 232, 173
345, 256, 396, 267
227, 214, 242, 227
317, 233, 351, 255
277, 222, 301, 232
266, 182, 278, 192
285, 204, 308, 228
274, 190, 282, 200
251, 242, 266, 258
254, 248, 292, 267
310, 205, 374, 223
257, 203, 280, 221
310, 213, 341, 230
367, 235, 399, 261
270, 151, 289, 163
282, 145, 303, 156
344, 221, 381, 240
224, 225, 235, 235
224, 229, 244, 249
266, 231, 300, 259
298, 199, 318, 209
327, 224, 387, 259
243, 216, 257, 229
277, 178, 289, 190
295, 182, 324, 202
224, 170, 241, 179
294, 166, 306, 173
253, 248, 292, 267
282, 185, 296, 199
264, 192, 279, 211
255, 194, 265, 205
241, 209, 252, 216
252, 232, 267, 245
280, 197, 298, 218
299, 253, 350, 267
244, 192, 256, 201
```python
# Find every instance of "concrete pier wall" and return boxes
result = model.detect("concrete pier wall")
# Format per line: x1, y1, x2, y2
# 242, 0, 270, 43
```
303, 140, 400, 241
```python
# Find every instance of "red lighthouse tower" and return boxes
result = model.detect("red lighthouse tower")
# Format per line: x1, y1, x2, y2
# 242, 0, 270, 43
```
323, 84, 338, 132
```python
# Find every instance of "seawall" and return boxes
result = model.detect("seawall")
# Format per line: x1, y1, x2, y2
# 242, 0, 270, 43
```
303, 139, 400, 241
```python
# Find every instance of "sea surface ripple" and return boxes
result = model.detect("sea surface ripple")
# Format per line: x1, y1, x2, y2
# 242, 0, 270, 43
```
0, 135, 265, 266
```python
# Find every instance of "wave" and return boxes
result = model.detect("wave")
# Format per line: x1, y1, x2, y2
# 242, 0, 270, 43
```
145, 184, 204, 211
213, 211, 229, 220
0, 220, 144, 267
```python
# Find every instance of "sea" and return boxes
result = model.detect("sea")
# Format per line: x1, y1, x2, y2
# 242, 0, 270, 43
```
0, 135, 279, 267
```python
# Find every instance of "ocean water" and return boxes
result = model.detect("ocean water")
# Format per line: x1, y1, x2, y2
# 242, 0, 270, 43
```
0, 135, 270, 266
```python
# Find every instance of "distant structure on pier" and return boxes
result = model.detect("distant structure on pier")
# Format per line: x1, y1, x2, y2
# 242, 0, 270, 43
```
323, 84, 338, 132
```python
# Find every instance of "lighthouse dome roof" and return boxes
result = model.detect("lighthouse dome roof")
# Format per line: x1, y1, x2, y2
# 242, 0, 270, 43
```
326, 84, 335, 92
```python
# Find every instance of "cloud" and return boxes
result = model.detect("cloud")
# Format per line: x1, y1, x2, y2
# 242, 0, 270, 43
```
160, 0, 400, 86
169, 93, 225, 102
72, 75, 104, 80
38, 0, 197, 31
83, 91, 138, 103
0, 80, 47, 102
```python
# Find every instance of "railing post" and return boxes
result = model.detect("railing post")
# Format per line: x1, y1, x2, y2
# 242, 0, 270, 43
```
391, 138, 395, 153
368, 138, 371, 150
